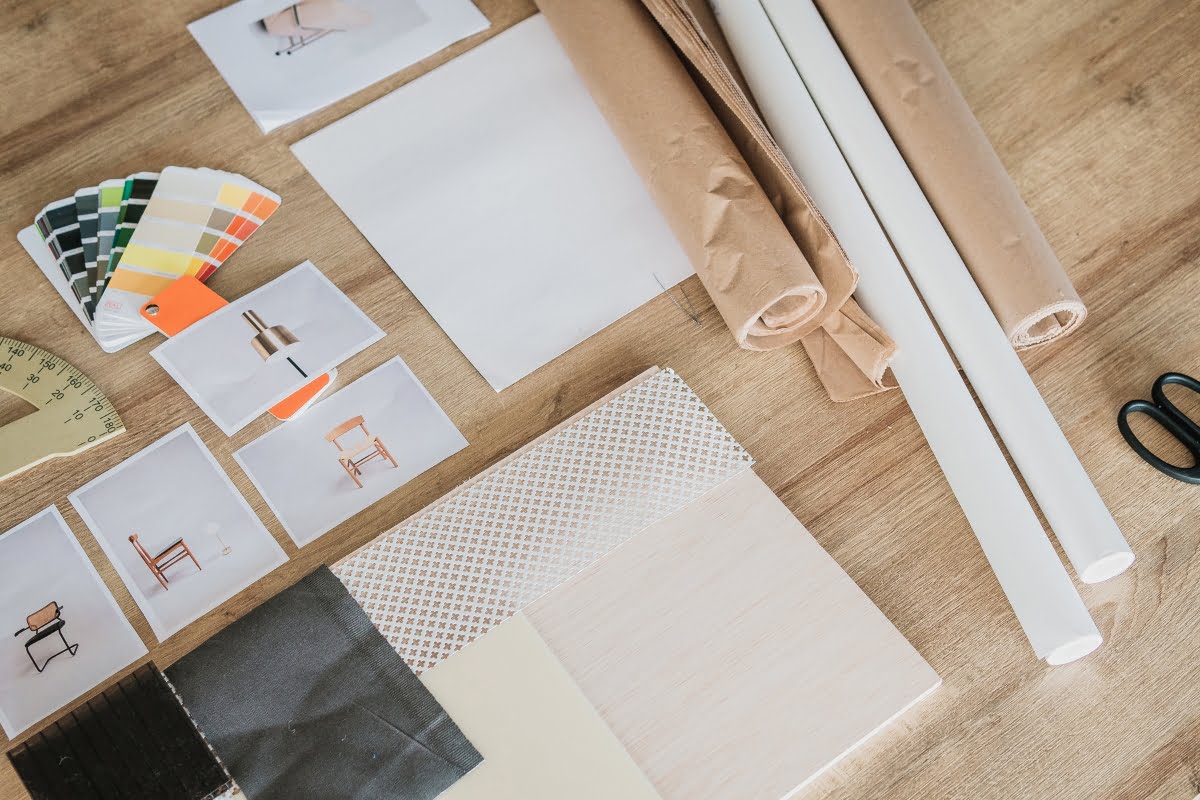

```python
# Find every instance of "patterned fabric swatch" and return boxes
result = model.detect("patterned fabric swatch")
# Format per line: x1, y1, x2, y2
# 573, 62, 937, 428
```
334, 369, 753, 672
7, 664, 235, 800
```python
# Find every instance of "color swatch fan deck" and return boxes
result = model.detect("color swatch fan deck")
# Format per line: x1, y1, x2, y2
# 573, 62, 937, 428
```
20, 167, 280, 352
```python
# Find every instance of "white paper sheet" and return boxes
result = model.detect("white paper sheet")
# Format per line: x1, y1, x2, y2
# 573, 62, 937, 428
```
711, 0, 1102, 663
188, 0, 489, 132
292, 14, 694, 391
754, 0, 1132, 585
235, 357, 467, 547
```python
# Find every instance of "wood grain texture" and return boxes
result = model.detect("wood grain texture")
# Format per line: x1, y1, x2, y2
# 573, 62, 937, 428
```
526, 470, 941, 799
0, 0, 1197, 797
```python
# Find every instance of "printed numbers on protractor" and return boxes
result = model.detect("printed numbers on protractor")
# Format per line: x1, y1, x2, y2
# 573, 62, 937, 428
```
0, 336, 126, 482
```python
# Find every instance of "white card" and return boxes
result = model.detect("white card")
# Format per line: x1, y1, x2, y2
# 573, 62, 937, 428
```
0, 507, 147, 737
292, 15, 693, 391
189, 0, 489, 132
69, 425, 289, 642
151, 260, 384, 436
235, 357, 467, 547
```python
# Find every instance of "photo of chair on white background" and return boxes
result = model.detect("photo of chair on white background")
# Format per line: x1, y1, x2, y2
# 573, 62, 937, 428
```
260, 0, 373, 56
236, 357, 466, 547
12, 602, 79, 674
0, 507, 147, 738
326, 415, 398, 488
69, 425, 288, 641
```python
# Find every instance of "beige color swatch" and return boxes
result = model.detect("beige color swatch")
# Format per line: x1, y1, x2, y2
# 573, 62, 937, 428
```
528, 470, 941, 800
420, 613, 661, 800
535, 0, 896, 400
812, 0, 1085, 348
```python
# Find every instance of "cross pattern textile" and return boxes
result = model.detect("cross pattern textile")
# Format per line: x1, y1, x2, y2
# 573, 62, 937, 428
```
334, 369, 754, 672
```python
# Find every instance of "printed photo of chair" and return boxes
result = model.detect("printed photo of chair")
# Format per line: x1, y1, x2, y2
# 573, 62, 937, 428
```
130, 533, 202, 591
13, 602, 78, 673
259, 0, 372, 56
326, 415, 398, 489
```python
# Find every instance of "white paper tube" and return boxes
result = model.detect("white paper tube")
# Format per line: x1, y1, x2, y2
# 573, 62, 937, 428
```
711, 0, 1102, 664
752, 0, 1133, 584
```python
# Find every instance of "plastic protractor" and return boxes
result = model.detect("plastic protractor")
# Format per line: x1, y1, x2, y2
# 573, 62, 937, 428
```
0, 336, 125, 481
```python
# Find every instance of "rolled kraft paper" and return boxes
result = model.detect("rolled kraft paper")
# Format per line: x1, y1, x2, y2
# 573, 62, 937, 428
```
711, 0, 1101, 664
761, 0, 1134, 584
534, 0, 897, 401
642, 0, 897, 399
812, 0, 1086, 347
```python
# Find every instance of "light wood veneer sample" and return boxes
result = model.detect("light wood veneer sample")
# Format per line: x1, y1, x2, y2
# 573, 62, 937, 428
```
528, 470, 941, 799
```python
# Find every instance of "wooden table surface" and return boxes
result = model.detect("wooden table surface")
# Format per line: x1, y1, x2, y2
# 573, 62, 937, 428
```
1, 0, 1198, 797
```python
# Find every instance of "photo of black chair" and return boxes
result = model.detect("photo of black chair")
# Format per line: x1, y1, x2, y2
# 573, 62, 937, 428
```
13, 602, 79, 673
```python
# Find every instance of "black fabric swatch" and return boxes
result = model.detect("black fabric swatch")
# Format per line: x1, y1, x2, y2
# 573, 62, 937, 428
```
165, 566, 481, 800
7, 664, 234, 800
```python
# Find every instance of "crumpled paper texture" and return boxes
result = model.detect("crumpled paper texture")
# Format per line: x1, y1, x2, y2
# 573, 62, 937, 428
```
536, 0, 896, 400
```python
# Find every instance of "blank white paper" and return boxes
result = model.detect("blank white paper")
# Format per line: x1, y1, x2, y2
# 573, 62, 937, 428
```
292, 14, 694, 391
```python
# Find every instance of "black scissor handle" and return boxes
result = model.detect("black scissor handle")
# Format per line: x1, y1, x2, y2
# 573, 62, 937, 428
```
1118, 372, 1200, 484
1151, 372, 1200, 442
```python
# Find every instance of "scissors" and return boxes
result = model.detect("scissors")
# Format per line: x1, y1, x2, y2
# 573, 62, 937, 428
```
1117, 372, 1200, 484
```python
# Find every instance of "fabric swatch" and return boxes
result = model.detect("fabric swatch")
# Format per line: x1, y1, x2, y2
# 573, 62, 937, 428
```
420, 613, 661, 799
166, 567, 480, 800
7, 664, 235, 800
333, 368, 753, 672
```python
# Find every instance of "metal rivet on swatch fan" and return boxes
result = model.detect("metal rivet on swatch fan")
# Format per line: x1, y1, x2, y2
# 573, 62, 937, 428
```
144, 304, 159, 316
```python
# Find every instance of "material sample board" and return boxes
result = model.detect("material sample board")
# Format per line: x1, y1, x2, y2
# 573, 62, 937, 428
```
420, 613, 660, 799
527, 470, 942, 799
166, 567, 480, 800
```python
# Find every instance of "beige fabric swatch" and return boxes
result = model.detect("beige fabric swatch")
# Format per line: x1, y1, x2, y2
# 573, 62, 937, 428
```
813, 0, 1085, 348
535, 0, 896, 400
421, 613, 661, 800
527, 470, 941, 800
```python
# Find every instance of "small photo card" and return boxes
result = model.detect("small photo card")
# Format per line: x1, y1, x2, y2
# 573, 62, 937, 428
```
235, 357, 467, 547
0, 507, 147, 738
69, 424, 289, 641
188, 0, 489, 132
151, 260, 384, 435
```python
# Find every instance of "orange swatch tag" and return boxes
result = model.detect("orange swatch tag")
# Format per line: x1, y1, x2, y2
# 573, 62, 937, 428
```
269, 371, 333, 418
140, 276, 227, 336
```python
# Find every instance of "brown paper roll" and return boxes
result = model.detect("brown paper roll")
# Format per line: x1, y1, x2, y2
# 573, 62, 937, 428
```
534, 0, 896, 400
813, 0, 1086, 347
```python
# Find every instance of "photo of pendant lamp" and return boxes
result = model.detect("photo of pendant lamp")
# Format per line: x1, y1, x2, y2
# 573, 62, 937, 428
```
244, 310, 308, 377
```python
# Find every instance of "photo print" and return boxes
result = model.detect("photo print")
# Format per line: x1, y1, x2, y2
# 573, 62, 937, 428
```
188, 0, 489, 131
69, 425, 289, 641
0, 507, 147, 737
235, 357, 467, 546
151, 260, 384, 435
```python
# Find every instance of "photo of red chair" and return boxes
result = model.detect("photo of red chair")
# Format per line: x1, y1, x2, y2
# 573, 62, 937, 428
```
129, 533, 202, 591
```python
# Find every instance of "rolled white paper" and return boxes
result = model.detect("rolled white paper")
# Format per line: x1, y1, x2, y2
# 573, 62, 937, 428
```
753, 0, 1133, 585
712, 0, 1102, 664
